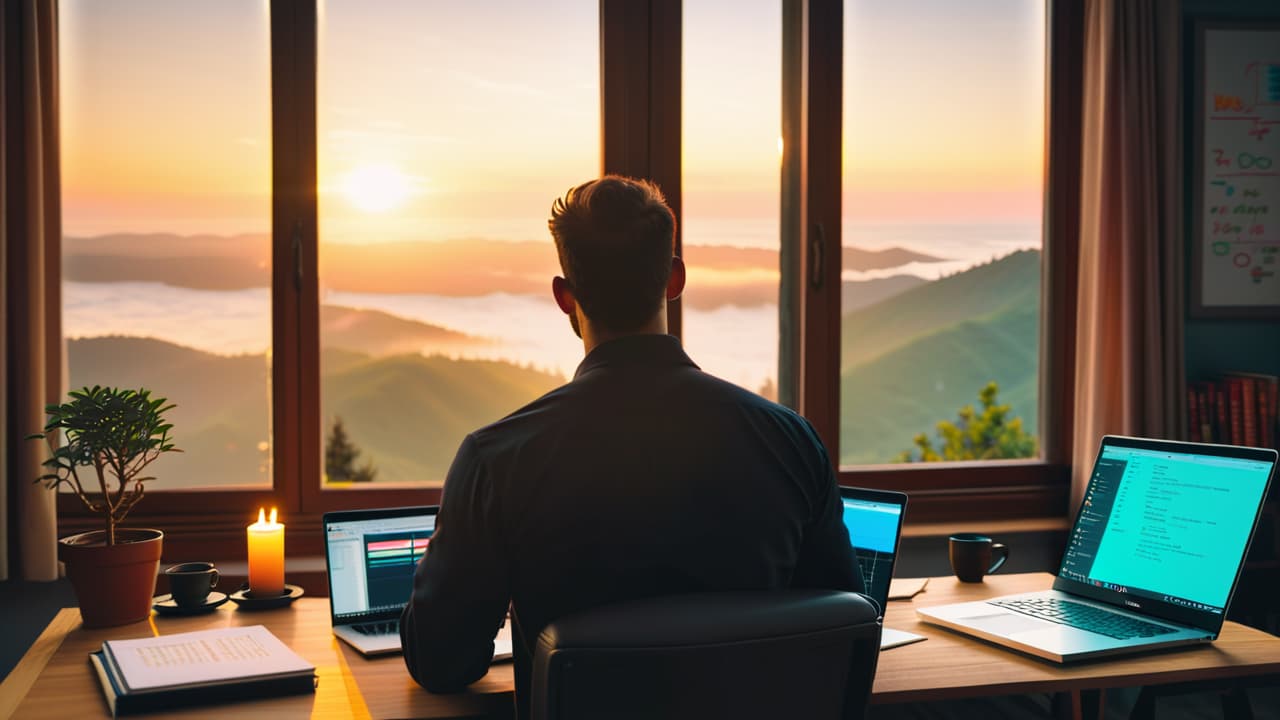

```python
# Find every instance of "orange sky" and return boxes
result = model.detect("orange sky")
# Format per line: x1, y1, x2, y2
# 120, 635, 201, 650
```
59, 0, 1044, 243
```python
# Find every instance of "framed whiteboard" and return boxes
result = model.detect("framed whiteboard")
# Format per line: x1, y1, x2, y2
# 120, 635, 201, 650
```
1191, 21, 1280, 318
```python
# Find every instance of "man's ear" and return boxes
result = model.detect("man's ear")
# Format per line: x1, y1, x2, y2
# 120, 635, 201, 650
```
552, 276, 576, 315
666, 256, 686, 301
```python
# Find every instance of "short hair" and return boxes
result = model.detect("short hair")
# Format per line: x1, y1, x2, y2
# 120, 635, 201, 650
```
548, 176, 676, 333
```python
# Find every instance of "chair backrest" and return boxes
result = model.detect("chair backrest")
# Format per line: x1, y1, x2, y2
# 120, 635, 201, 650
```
530, 590, 882, 720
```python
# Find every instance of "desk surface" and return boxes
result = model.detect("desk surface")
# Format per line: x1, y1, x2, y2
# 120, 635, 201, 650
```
3, 573, 1279, 719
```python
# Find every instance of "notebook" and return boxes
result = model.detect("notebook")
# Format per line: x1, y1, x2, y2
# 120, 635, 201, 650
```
322, 506, 513, 660
839, 486, 926, 649
917, 435, 1277, 662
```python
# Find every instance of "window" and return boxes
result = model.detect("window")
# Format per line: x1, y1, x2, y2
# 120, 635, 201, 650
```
53, 0, 1073, 555
838, 0, 1046, 467
316, 1, 598, 487
60, 0, 273, 490
681, 1, 782, 400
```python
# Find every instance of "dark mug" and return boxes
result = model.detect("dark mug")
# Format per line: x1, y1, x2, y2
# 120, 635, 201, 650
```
948, 534, 1008, 583
165, 562, 220, 607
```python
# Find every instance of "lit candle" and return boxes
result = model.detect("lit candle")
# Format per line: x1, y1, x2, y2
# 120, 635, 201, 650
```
247, 507, 285, 596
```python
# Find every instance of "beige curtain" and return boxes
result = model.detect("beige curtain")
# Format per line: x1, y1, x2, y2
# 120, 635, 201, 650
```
1072, 0, 1185, 510
1, 0, 61, 582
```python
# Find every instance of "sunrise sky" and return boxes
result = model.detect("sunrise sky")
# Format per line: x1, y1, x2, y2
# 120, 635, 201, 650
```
59, 0, 1044, 243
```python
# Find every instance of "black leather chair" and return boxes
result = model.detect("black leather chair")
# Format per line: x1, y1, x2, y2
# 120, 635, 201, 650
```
530, 590, 882, 720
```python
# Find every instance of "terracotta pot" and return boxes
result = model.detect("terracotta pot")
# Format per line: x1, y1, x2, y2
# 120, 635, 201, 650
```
58, 528, 164, 628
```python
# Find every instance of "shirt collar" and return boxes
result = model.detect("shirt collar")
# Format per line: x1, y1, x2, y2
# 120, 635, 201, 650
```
573, 334, 699, 380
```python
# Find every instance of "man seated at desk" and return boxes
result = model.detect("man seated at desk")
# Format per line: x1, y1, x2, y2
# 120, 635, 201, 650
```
401, 175, 864, 719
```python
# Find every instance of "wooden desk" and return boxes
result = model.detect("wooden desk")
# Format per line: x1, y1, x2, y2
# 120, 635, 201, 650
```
4, 573, 1279, 719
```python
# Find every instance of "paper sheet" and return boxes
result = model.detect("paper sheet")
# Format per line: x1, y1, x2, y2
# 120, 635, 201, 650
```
888, 576, 930, 600
104, 625, 313, 692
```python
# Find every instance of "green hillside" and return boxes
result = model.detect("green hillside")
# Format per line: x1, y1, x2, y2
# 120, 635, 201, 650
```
66, 337, 562, 488
837, 250, 1041, 465
320, 351, 563, 483
841, 249, 1040, 370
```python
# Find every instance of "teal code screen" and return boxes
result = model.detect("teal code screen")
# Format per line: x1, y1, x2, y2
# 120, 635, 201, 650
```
1069, 447, 1271, 609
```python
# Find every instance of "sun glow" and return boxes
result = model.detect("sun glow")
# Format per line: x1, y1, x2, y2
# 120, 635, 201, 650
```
340, 164, 416, 213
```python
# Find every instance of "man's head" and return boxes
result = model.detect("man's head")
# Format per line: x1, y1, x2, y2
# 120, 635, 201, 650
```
548, 176, 683, 344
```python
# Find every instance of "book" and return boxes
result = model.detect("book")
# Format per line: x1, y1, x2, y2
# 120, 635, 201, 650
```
89, 625, 316, 716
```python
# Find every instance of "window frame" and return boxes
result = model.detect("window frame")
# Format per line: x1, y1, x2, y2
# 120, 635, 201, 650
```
55, 0, 1082, 560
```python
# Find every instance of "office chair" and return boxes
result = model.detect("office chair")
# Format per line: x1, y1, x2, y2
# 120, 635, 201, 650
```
530, 590, 882, 720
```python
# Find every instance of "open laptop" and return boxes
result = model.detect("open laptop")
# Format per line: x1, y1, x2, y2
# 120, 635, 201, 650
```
840, 486, 925, 649
322, 506, 513, 660
917, 435, 1277, 662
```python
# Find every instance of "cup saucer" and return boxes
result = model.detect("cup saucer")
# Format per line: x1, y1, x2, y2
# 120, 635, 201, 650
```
152, 591, 230, 616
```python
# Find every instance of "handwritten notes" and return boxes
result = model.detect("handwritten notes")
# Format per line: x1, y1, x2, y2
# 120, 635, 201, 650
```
1198, 26, 1280, 313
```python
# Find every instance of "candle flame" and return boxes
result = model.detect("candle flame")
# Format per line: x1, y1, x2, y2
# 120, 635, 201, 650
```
258, 507, 265, 524
270, 507, 278, 525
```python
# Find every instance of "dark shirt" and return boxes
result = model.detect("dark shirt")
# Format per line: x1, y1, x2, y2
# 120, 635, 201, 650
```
401, 334, 862, 718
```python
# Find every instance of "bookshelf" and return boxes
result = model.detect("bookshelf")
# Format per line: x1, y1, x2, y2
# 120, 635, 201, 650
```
1187, 372, 1280, 634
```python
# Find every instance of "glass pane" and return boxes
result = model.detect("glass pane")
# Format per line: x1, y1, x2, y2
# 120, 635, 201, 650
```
839, 0, 1045, 465
318, 1, 599, 485
682, 1, 782, 401
60, 0, 273, 489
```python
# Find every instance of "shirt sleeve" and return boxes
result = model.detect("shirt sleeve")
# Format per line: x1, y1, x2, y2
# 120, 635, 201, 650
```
401, 434, 511, 692
789, 418, 866, 598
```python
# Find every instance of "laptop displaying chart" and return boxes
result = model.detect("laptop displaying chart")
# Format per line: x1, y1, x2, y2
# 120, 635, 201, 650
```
840, 487, 924, 649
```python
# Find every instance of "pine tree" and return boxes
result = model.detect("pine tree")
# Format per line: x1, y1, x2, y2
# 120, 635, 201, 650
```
895, 381, 1038, 462
325, 416, 377, 482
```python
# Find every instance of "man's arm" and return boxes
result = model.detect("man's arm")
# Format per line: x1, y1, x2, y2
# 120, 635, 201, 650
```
789, 419, 866, 597
401, 434, 511, 692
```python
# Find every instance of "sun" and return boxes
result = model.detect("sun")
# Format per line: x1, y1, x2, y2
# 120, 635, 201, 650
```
341, 164, 415, 213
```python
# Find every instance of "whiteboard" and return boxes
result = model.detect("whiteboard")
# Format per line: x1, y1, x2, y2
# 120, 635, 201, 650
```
1192, 23, 1280, 318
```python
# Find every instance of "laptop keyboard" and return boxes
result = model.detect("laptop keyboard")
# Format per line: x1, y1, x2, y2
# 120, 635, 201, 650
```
352, 620, 399, 636
991, 597, 1177, 640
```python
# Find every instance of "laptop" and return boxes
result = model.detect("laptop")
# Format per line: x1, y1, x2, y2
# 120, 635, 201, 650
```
917, 435, 1277, 662
322, 506, 513, 660
839, 486, 925, 649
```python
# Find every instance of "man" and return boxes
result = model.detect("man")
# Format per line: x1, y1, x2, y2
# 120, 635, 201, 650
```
401, 175, 863, 718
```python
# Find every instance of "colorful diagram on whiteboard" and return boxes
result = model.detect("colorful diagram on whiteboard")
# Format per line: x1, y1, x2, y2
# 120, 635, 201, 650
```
1201, 31, 1280, 309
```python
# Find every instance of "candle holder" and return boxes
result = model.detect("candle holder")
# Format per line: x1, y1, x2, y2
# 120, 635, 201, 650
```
228, 582, 304, 611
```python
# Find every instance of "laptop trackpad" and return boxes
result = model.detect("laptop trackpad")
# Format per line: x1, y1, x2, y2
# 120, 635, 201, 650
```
963, 612, 1051, 635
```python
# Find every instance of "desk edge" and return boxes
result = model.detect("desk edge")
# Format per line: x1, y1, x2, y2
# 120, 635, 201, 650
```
0, 609, 81, 720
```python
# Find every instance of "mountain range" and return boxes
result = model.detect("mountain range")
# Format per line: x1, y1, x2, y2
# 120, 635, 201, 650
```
63, 233, 945, 311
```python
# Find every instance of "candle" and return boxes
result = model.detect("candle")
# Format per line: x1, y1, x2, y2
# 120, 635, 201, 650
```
247, 507, 285, 596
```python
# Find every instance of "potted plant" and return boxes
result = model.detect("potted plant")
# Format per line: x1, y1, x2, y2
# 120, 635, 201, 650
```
29, 386, 180, 628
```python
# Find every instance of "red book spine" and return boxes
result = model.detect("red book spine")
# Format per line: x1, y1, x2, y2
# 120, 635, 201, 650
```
1260, 381, 1274, 449
1200, 387, 1214, 443
1242, 378, 1258, 447
1182, 384, 1192, 440
1229, 380, 1244, 446
1188, 387, 1201, 442
1216, 387, 1229, 445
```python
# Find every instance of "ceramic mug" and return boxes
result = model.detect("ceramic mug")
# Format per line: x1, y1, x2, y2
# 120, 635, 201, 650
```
165, 562, 220, 607
948, 534, 1009, 583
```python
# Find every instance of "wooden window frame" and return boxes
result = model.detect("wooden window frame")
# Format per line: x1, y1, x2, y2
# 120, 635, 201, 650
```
56, 0, 1082, 560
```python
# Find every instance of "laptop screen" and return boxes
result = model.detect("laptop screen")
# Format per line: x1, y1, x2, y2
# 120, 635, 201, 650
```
324, 507, 437, 623
1058, 437, 1275, 623
840, 488, 907, 611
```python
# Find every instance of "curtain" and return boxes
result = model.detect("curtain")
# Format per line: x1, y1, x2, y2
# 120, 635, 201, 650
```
1, 0, 61, 582
1071, 0, 1185, 510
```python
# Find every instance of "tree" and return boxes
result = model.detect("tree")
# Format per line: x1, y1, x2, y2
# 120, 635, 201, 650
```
895, 381, 1038, 463
325, 416, 377, 482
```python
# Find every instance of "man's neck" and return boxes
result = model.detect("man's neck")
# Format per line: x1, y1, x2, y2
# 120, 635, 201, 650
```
580, 310, 668, 355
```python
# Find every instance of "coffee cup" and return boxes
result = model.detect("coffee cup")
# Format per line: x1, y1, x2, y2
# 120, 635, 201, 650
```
165, 562, 220, 607
948, 534, 1008, 583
